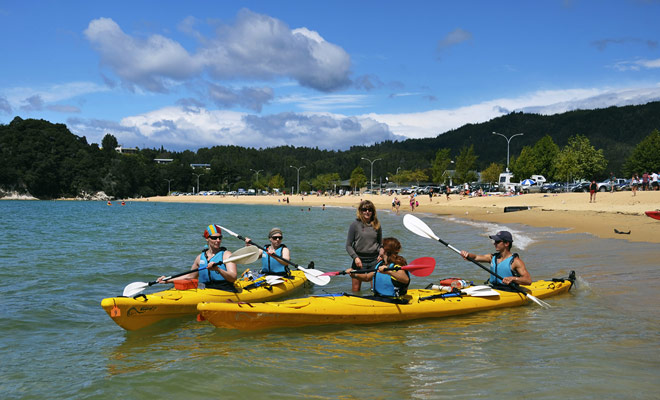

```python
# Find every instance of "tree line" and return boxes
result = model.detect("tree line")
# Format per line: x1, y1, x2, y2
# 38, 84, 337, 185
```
1, 102, 659, 199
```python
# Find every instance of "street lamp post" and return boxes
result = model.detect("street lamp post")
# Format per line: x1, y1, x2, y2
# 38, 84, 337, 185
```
289, 165, 305, 194
250, 169, 263, 185
164, 179, 173, 195
492, 131, 524, 172
193, 173, 202, 194
361, 157, 382, 193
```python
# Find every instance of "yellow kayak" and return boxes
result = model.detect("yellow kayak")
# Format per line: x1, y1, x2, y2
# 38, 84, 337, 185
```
197, 275, 574, 331
101, 270, 307, 330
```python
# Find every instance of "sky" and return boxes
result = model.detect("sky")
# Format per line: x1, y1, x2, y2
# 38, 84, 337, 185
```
1, 0, 660, 151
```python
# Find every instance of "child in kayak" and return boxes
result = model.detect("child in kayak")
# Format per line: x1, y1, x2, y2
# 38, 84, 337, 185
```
244, 227, 291, 277
345, 237, 410, 299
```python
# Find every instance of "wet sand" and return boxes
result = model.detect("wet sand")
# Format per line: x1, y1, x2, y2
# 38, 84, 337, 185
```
134, 191, 660, 244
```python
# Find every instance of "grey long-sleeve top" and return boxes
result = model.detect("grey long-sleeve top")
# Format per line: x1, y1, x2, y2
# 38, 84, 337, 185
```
345, 219, 382, 260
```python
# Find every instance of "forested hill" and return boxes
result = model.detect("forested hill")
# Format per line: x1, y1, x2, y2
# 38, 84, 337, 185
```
366, 101, 660, 174
1, 102, 659, 199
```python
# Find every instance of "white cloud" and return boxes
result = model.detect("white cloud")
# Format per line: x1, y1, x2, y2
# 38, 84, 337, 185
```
364, 85, 660, 139
613, 58, 660, 71
66, 85, 660, 151
84, 10, 351, 96
438, 28, 473, 50
3, 81, 108, 109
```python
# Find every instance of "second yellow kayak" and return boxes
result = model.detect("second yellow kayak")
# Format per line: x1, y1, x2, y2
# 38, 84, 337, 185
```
197, 275, 575, 331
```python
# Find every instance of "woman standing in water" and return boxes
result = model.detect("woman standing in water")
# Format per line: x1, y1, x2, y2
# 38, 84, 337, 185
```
345, 200, 383, 291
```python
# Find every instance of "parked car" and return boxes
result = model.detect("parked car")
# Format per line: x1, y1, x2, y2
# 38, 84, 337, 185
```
540, 182, 562, 193
570, 182, 591, 192
615, 179, 632, 191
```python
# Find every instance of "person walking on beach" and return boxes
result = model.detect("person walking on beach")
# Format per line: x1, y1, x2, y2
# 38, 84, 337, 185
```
345, 237, 410, 301
652, 171, 659, 190
632, 174, 639, 196
157, 224, 238, 291
589, 179, 597, 203
446, 185, 451, 201
609, 172, 616, 193
459, 230, 532, 286
244, 227, 291, 277
346, 200, 383, 291
642, 172, 649, 191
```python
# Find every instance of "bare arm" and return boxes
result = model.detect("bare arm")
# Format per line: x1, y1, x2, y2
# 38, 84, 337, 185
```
379, 264, 409, 285
460, 250, 492, 263
208, 250, 238, 283
502, 258, 532, 285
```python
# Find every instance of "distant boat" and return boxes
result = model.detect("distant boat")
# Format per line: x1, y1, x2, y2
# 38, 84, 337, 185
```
645, 210, 660, 220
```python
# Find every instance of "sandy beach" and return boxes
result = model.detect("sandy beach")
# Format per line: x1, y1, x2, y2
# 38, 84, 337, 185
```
134, 190, 660, 244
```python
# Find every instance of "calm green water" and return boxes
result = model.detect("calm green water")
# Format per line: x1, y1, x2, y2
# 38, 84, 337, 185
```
1, 200, 658, 399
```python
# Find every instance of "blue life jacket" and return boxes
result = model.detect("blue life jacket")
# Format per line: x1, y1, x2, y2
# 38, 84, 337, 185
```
489, 252, 519, 284
261, 245, 289, 276
198, 248, 227, 285
373, 261, 410, 298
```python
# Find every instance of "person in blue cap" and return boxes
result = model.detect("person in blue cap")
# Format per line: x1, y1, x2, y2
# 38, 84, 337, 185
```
459, 230, 532, 286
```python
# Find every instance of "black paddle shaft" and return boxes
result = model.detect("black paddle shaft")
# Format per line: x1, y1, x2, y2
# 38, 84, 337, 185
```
237, 235, 302, 269
435, 238, 527, 294
152, 264, 218, 286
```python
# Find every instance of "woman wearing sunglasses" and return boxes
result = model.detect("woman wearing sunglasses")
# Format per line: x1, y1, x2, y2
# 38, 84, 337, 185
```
245, 227, 291, 277
157, 224, 238, 291
346, 200, 383, 291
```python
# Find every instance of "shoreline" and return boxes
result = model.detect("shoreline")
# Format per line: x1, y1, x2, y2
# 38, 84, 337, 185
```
130, 191, 660, 244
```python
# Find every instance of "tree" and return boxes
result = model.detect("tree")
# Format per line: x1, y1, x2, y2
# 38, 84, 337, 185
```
349, 167, 367, 192
101, 134, 118, 153
431, 148, 452, 183
554, 134, 607, 181
531, 135, 560, 180
268, 174, 285, 191
511, 135, 559, 181
312, 173, 341, 192
409, 169, 428, 186
454, 145, 478, 184
481, 162, 504, 184
510, 146, 536, 181
623, 129, 660, 176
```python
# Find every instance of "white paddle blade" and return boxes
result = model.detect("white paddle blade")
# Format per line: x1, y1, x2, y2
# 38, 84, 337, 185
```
227, 246, 261, 264
265, 276, 285, 285
218, 225, 240, 239
403, 214, 440, 241
298, 266, 330, 286
526, 294, 551, 308
461, 287, 500, 297
122, 282, 149, 297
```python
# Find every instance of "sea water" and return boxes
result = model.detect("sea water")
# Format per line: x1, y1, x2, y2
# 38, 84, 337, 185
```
0, 200, 658, 399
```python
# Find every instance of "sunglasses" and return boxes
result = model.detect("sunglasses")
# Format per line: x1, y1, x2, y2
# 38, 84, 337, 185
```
493, 240, 502, 244
361, 208, 373, 212
270, 236, 283, 240
209, 236, 223, 240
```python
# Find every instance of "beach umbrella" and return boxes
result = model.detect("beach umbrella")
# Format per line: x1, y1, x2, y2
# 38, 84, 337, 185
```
521, 179, 535, 186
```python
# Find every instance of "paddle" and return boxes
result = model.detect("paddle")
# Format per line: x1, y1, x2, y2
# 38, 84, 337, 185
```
243, 275, 286, 291
122, 246, 261, 297
219, 225, 330, 286
320, 257, 436, 277
428, 284, 501, 297
402, 214, 551, 308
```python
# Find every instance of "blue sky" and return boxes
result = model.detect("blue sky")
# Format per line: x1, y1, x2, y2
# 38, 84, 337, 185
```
1, 1, 659, 150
